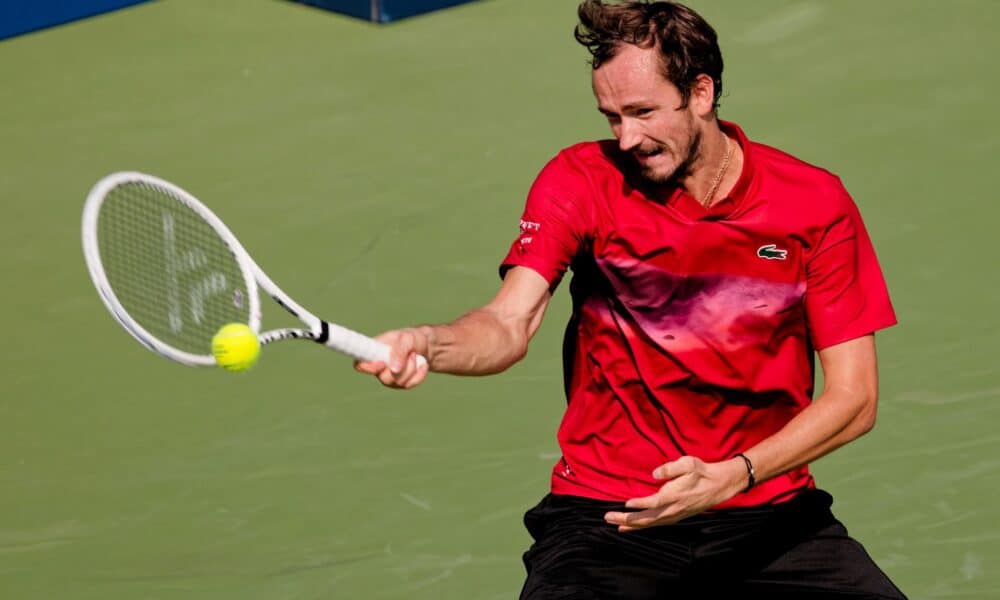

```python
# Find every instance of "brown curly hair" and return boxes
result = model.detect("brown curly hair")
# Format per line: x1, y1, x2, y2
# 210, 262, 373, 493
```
575, 0, 724, 110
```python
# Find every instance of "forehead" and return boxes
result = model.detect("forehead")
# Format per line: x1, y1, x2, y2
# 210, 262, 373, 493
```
592, 44, 676, 106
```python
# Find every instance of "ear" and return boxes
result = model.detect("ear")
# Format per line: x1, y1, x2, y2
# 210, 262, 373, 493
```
688, 73, 717, 117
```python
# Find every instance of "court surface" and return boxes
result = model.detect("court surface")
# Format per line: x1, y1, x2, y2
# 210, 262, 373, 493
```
1, 1, 997, 598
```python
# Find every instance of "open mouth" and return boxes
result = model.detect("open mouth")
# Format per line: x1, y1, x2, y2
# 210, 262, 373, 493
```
634, 148, 663, 162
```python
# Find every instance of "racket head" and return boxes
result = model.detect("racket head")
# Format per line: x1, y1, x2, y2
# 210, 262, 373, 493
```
82, 172, 261, 366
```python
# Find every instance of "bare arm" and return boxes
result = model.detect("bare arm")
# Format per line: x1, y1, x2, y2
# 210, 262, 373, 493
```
354, 267, 552, 388
737, 334, 879, 483
605, 334, 881, 530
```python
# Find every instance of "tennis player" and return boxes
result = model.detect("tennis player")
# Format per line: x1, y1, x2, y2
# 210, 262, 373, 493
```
356, 1, 906, 597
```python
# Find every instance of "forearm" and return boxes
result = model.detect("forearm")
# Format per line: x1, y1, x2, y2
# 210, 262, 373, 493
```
421, 307, 529, 375
358, 267, 551, 387
606, 384, 878, 531
742, 384, 876, 486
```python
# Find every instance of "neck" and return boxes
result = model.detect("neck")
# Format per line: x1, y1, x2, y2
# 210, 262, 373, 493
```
685, 126, 742, 208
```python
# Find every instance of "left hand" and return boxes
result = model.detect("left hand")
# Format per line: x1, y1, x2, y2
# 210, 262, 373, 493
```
604, 456, 748, 532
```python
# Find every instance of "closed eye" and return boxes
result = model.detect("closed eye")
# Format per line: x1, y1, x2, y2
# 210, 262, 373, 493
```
599, 106, 655, 120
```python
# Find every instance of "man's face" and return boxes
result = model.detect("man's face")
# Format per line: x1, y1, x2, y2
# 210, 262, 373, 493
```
592, 44, 700, 185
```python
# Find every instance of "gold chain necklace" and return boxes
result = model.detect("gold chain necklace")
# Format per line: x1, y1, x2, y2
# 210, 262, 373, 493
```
700, 136, 734, 208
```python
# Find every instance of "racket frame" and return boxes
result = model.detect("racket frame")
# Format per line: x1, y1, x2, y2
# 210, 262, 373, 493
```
82, 171, 394, 368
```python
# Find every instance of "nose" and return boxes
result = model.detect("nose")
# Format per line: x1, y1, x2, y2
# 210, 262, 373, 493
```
617, 117, 642, 153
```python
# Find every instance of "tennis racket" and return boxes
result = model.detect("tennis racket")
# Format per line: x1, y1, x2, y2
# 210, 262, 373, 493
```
82, 171, 418, 368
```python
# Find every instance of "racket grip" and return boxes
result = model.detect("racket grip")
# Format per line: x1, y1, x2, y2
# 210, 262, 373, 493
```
322, 322, 428, 368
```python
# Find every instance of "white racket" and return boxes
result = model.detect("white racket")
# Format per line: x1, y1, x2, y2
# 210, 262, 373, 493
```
82, 171, 418, 368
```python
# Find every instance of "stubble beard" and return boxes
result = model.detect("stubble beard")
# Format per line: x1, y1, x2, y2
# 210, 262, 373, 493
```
635, 129, 702, 190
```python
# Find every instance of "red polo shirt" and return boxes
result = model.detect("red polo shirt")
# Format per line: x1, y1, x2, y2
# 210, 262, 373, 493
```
500, 121, 896, 508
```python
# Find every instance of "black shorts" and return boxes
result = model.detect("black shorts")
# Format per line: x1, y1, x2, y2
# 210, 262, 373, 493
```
520, 489, 906, 599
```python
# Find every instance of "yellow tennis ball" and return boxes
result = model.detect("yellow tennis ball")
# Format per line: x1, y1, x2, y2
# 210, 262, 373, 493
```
211, 323, 260, 372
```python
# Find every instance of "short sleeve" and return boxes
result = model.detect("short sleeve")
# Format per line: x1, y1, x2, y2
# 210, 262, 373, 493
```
499, 151, 593, 289
804, 183, 897, 350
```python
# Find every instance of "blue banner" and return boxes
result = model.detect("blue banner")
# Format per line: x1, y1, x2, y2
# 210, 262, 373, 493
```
379, 0, 480, 22
295, 0, 371, 21
294, 0, 480, 23
0, 0, 150, 41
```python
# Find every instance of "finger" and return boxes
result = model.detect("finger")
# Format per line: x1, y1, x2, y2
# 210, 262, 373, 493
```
618, 515, 676, 532
406, 351, 421, 378
653, 456, 698, 480
395, 353, 421, 387
354, 360, 386, 375
376, 367, 402, 388
401, 359, 430, 389
604, 508, 663, 529
385, 329, 420, 374
390, 351, 413, 382
388, 336, 412, 374
624, 491, 670, 510
605, 509, 654, 527
608, 505, 685, 530
603, 510, 630, 527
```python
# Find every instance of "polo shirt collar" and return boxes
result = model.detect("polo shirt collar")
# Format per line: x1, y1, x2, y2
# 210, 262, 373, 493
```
667, 120, 758, 221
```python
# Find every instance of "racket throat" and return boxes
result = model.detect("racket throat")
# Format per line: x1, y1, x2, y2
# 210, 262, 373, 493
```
315, 320, 330, 344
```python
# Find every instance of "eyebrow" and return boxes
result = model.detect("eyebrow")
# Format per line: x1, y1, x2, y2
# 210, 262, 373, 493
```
597, 103, 654, 115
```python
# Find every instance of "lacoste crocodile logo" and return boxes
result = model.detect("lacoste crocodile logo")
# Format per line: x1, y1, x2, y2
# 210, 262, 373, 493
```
757, 244, 788, 260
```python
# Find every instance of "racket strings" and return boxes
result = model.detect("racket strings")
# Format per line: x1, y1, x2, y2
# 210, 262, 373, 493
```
97, 182, 251, 355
